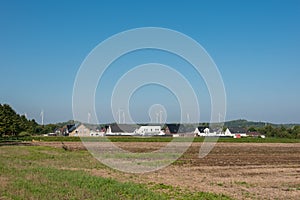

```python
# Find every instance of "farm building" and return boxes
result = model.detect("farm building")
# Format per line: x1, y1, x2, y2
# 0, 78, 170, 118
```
165, 124, 195, 135
195, 126, 230, 137
69, 124, 90, 137
54, 123, 80, 136
225, 127, 247, 138
134, 126, 165, 136
107, 124, 137, 135
194, 126, 211, 136
106, 124, 165, 136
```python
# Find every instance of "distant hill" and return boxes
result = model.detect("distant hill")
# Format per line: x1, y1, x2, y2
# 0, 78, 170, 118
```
224, 119, 299, 128
224, 119, 267, 128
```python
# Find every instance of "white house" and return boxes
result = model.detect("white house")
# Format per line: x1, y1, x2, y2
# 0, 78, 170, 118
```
69, 124, 90, 137
134, 126, 165, 136
224, 128, 234, 137
194, 126, 218, 136
195, 126, 233, 137
90, 130, 105, 137
225, 127, 247, 138
194, 126, 206, 136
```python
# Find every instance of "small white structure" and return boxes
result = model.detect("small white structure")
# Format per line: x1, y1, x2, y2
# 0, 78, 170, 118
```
90, 130, 105, 137
225, 128, 247, 138
224, 128, 235, 137
194, 127, 204, 136
204, 128, 210, 135
105, 125, 165, 136
106, 126, 112, 134
194, 127, 217, 136
195, 126, 234, 137
134, 126, 165, 136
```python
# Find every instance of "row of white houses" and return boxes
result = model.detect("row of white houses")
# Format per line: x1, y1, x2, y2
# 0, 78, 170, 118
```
64, 124, 165, 137
194, 127, 246, 138
53, 124, 264, 138
106, 125, 165, 136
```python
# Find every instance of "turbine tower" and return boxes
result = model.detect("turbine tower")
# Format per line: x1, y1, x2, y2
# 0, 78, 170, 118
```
40, 110, 44, 125
156, 112, 159, 123
159, 110, 163, 124
117, 109, 123, 124
186, 113, 190, 123
218, 113, 223, 123
122, 111, 125, 124
88, 112, 91, 124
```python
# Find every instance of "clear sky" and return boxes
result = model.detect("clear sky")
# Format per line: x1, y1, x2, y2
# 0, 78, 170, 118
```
0, 0, 299, 124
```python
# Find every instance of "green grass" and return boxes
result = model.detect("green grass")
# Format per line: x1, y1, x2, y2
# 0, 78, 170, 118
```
0, 145, 232, 200
8, 135, 300, 143
148, 182, 231, 200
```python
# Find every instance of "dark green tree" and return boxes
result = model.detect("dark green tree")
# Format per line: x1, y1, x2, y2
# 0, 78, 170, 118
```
0, 104, 39, 136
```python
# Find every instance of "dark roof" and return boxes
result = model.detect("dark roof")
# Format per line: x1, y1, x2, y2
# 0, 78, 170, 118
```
110, 124, 137, 133
228, 127, 247, 133
67, 124, 76, 132
166, 124, 196, 133
67, 123, 80, 132
180, 125, 196, 133
166, 124, 180, 133
197, 126, 207, 133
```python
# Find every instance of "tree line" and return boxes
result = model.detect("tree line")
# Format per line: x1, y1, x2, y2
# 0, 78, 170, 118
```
255, 125, 300, 139
0, 104, 58, 137
1, 103, 300, 138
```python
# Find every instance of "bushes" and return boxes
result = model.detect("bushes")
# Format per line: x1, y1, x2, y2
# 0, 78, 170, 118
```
258, 125, 300, 139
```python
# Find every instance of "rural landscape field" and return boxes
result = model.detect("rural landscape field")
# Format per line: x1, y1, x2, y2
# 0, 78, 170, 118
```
1, 138, 300, 199
1, 1, 300, 200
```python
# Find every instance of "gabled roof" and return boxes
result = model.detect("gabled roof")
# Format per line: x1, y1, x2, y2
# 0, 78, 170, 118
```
179, 125, 196, 133
166, 124, 180, 133
110, 124, 137, 133
166, 124, 196, 133
67, 124, 75, 132
67, 123, 80, 132
197, 126, 207, 133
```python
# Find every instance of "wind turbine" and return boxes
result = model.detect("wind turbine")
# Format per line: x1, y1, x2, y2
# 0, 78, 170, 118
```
122, 111, 125, 124
186, 113, 190, 123
117, 109, 123, 124
40, 110, 44, 125
218, 113, 222, 123
88, 112, 91, 124
159, 110, 163, 124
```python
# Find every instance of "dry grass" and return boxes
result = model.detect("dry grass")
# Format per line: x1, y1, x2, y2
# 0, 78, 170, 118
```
32, 141, 300, 200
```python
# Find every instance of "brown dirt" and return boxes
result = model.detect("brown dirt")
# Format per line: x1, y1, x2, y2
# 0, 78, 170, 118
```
33, 141, 300, 200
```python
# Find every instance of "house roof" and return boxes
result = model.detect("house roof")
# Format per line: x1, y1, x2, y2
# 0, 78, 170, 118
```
67, 123, 81, 132
228, 127, 247, 133
197, 126, 207, 133
166, 124, 196, 133
110, 124, 137, 133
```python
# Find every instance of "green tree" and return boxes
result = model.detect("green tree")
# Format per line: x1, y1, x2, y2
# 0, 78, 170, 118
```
248, 126, 257, 132
0, 104, 39, 136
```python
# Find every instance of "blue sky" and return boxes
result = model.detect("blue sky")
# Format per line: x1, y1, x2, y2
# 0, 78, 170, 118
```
0, 0, 299, 124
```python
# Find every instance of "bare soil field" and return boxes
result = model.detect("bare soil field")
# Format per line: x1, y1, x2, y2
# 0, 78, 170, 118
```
32, 141, 300, 199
